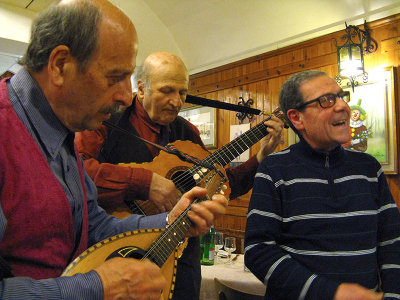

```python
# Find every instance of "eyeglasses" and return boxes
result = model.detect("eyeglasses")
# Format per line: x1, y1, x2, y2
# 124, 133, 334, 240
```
295, 91, 350, 110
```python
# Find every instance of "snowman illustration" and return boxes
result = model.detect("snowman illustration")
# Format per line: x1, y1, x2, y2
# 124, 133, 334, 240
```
343, 99, 372, 152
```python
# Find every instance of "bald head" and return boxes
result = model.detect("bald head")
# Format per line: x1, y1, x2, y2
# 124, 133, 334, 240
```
144, 52, 187, 71
77, 0, 135, 34
137, 51, 188, 91
136, 52, 189, 125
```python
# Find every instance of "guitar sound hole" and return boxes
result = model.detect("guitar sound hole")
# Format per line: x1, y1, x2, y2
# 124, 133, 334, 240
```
106, 246, 147, 261
170, 170, 197, 193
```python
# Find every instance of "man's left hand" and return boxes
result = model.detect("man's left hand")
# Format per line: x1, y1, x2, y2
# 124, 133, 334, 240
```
256, 116, 284, 163
167, 186, 227, 237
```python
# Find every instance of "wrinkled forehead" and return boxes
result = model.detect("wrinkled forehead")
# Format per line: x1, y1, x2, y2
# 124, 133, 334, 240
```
149, 62, 188, 86
300, 75, 340, 101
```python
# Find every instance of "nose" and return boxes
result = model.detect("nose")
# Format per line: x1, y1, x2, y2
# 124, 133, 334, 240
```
113, 77, 133, 107
334, 96, 350, 112
169, 92, 184, 108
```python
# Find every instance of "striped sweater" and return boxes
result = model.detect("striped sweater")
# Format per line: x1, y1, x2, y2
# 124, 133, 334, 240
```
244, 138, 400, 300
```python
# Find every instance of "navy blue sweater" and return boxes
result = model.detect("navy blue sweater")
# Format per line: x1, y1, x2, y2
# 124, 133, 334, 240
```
245, 138, 400, 299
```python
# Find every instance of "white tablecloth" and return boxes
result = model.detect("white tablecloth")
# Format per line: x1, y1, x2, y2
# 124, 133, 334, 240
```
200, 254, 266, 300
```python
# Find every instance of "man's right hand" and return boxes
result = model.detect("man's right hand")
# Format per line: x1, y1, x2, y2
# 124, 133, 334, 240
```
95, 257, 166, 300
149, 172, 179, 212
334, 283, 383, 300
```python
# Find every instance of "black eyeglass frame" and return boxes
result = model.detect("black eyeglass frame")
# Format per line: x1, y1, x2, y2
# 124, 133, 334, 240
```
295, 90, 351, 110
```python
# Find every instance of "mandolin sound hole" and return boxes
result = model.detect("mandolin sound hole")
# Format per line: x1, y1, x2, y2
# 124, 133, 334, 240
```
106, 246, 147, 261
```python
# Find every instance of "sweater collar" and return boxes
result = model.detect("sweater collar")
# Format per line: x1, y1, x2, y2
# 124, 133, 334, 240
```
292, 136, 345, 168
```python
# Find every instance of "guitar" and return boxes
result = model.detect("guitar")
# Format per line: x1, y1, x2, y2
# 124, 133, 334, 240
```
109, 107, 287, 218
62, 164, 227, 300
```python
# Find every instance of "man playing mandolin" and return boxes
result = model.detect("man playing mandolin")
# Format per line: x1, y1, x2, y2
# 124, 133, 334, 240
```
0, 0, 228, 299
76, 51, 284, 299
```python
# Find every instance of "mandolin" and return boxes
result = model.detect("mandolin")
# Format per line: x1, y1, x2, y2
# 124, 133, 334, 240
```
62, 164, 227, 300
110, 107, 287, 218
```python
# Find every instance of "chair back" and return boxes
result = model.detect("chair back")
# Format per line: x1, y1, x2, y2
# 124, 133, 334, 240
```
214, 278, 264, 300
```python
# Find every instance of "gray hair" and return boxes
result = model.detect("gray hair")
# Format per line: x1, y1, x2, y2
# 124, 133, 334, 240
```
279, 70, 327, 130
134, 64, 151, 93
20, 1, 102, 73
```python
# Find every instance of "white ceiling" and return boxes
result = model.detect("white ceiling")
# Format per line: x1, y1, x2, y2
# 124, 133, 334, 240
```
0, 0, 54, 11
1, 0, 400, 75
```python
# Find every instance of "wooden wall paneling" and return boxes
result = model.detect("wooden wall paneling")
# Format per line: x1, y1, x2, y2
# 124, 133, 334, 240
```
222, 65, 242, 81
381, 37, 400, 54
188, 53, 338, 95
319, 64, 339, 78
221, 89, 233, 149
270, 76, 289, 150
254, 80, 268, 154
231, 88, 242, 127
261, 55, 279, 70
375, 20, 400, 42
278, 49, 305, 66
245, 60, 261, 75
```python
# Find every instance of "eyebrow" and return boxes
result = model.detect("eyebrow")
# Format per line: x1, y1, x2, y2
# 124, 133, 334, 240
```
312, 89, 344, 100
159, 85, 188, 91
106, 68, 134, 76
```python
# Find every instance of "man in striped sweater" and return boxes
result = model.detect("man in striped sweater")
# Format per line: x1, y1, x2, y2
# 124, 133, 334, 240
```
244, 70, 400, 299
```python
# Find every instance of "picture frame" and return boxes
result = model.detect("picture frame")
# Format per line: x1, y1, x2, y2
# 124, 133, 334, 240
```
342, 66, 398, 174
286, 67, 398, 174
178, 105, 217, 149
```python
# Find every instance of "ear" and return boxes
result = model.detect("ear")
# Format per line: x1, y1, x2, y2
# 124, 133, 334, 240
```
137, 80, 145, 100
287, 108, 305, 131
47, 45, 73, 87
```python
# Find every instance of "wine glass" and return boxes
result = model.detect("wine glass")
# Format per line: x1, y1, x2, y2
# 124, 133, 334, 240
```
214, 231, 224, 264
224, 237, 236, 265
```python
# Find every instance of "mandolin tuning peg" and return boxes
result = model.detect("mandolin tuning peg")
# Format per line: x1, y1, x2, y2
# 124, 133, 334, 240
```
201, 168, 208, 173
219, 190, 225, 195
193, 173, 200, 181
198, 171, 203, 176
222, 185, 227, 190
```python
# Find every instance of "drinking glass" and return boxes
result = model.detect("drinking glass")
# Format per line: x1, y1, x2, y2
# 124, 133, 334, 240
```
214, 231, 224, 263
224, 237, 236, 265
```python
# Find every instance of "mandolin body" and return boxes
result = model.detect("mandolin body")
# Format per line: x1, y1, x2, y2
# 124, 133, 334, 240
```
62, 163, 227, 299
62, 228, 186, 300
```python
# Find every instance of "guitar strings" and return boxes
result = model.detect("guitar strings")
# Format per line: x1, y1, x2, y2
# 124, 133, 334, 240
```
171, 121, 269, 192
143, 169, 221, 265
175, 122, 266, 187
143, 192, 211, 265
173, 124, 267, 193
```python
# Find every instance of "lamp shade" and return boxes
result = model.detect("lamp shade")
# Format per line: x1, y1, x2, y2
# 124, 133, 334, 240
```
338, 44, 364, 79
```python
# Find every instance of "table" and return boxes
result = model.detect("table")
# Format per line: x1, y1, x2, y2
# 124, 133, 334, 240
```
200, 254, 266, 300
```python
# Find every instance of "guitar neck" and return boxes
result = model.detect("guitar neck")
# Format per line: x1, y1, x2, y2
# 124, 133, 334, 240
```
206, 120, 268, 166
143, 207, 193, 267
173, 120, 268, 196
143, 164, 225, 267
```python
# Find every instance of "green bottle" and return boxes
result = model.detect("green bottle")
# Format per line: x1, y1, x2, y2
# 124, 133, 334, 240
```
200, 226, 215, 265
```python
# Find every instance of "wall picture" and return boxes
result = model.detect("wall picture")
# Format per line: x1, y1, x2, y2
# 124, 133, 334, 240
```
178, 105, 217, 149
341, 67, 398, 174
